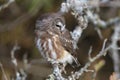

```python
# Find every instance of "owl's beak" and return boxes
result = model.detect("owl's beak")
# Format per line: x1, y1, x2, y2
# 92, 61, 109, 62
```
61, 25, 65, 31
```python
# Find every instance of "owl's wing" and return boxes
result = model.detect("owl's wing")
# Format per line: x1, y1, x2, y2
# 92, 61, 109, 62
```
60, 29, 77, 56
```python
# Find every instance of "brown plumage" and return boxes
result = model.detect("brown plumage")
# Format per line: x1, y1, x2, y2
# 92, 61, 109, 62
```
35, 13, 80, 68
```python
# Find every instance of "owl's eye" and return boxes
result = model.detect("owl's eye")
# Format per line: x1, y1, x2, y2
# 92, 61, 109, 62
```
56, 22, 62, 28
56, 24, 61, 28
56, 21, 65, 31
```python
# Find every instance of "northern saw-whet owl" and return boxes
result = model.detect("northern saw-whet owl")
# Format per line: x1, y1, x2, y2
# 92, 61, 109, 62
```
35, 13, 80, 68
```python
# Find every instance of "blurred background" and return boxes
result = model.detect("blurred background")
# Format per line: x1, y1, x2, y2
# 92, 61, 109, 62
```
0, 0, 120, 80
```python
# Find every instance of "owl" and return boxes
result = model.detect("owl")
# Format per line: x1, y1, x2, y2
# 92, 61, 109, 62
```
35, 13, 80, 70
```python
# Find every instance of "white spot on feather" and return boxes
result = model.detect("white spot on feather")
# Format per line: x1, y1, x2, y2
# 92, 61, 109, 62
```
48, 39, 57, 59
36, 38, 45, 58
48, 39, 53, 50
51, 51, 57, 59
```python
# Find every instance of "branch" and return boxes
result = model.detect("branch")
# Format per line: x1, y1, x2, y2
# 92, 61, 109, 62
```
0, 0, 15, 11
67, 39, 109, 80
109, 23, 120, 79
60, 0, 120, 40
47, 0, 120, 80
48, 39, 111, 80
10, 42, 27, 80
11, 42, 20, 67
0, 62, 8, 80
60, 0, 88, 47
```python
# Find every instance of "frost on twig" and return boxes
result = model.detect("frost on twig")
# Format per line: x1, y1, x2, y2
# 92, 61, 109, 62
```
109, 23, 120, 79
0, 0, 15, 11
67, 39, 109, 80
60, 0, 88, 48
60, 0, 120, 40
70, 26, 83, 49
11, 42, 20, 67
11, 42, 27, 80
46, 0, 120, 80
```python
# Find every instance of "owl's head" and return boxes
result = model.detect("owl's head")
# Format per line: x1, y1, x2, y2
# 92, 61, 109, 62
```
35, 13, 66, 31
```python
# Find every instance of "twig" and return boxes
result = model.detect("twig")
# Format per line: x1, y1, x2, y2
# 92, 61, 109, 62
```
109, 23, 120, 79
48, 39, 111, 80
88, 46, 93, 61
10, 42, 27, 80
47, 0, 120, 79
0, 0, 15, 11
67, 39, 109, 80
11, 42, 20, 67
60, 0, 120, 40
0, 62, 8, 80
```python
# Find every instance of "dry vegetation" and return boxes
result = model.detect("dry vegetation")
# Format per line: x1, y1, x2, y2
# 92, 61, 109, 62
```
0, 0, 120, 80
